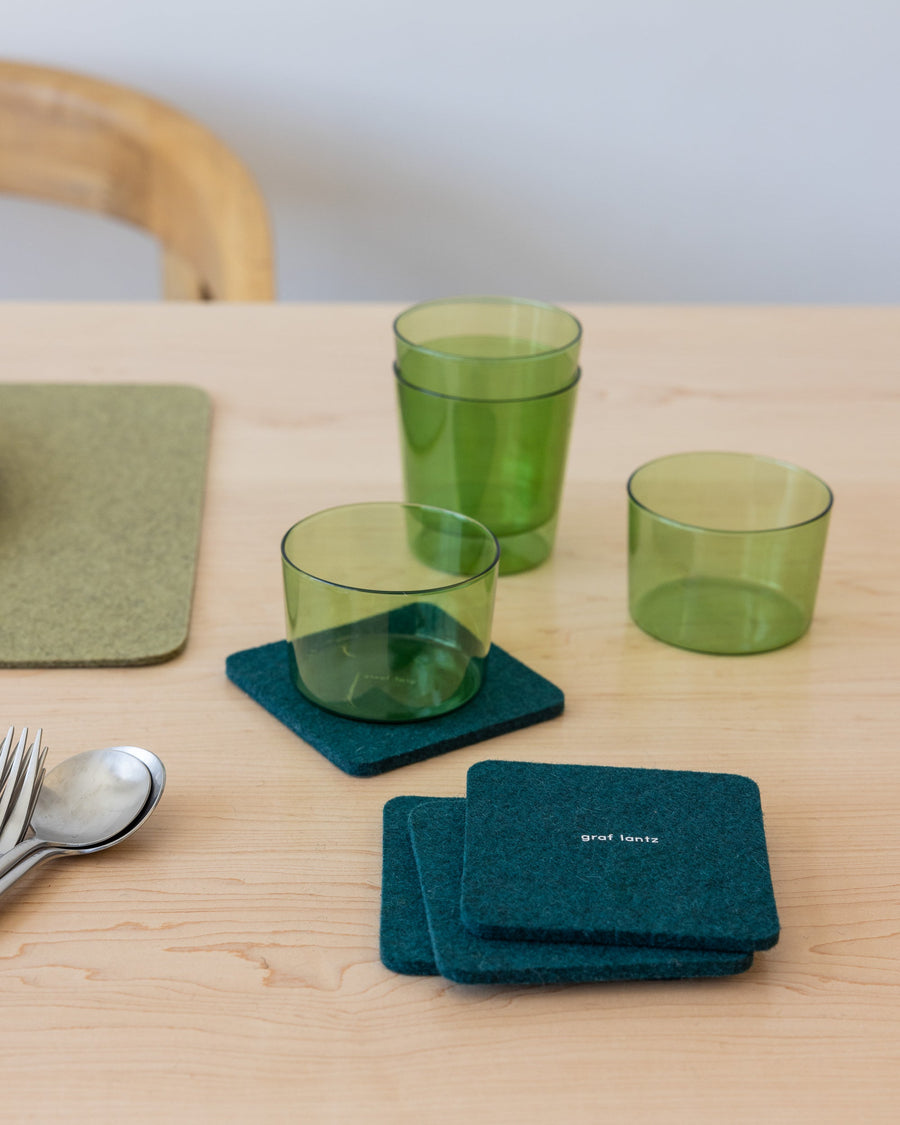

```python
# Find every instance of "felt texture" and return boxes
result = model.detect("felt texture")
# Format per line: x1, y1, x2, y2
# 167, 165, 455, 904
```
409, 799, 753, 984
0, 384, 211, 666
461, 760, 779, 952
225, 640, 564, 777
379, 796, 439, 976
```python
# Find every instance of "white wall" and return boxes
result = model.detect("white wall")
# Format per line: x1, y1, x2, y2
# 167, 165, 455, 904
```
3, 0, 899, 302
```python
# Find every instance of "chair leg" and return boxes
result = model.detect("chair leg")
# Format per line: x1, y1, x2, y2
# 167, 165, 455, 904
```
163, 249, 213, 300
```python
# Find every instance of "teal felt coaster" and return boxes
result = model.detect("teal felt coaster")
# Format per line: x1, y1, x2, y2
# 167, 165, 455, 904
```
225, 641, 564, 777
409, 799, 753, 985
379, 796, 440, 976
461, 760, 779, 952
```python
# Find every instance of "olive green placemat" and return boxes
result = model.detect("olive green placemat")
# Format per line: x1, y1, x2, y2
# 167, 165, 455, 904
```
0, 384, 211, 666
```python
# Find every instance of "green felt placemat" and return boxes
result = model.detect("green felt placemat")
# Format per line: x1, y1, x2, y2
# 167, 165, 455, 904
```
0, 384, 211, 666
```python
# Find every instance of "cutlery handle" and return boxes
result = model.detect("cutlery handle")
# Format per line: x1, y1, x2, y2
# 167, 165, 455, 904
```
0, 846, 63, 896
0, 838, 44, 883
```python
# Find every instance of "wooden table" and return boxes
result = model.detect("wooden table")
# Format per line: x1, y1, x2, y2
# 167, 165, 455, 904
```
1, 305, 897, 1123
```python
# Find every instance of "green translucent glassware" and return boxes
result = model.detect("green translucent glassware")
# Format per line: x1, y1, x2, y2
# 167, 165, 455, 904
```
394, 296, 582, 575
281, 502, 499, 722
628, 452, 833, 654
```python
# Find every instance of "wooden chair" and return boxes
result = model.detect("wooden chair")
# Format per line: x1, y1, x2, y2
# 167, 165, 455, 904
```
0, 60, 275, 300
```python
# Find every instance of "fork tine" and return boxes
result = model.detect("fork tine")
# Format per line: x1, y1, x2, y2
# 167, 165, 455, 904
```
10, 729, 39, 803
0, 729, 43, 851
22, 743, 48, 839
7, 728, 28, 799
0, 727, 14, 790
0, 728, 15, 819
0, 727, 27, 830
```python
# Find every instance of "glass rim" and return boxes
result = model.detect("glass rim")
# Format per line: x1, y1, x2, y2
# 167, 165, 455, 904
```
280, 501, 501, 594
392, 295, 583, 362
626, 450, 834, 534
394, 362, 581, 404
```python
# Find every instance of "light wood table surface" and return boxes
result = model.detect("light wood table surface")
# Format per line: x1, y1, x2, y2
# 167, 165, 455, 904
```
1, 304, 897, 1123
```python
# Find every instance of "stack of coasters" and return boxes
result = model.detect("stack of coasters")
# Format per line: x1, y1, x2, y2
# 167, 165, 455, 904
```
380, 760, 779, 984
226, 640, 564, 777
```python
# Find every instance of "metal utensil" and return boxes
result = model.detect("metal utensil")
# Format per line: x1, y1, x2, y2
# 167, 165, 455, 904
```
0, 727, 48, 850
0, 725, 17, 788
0, 746, 165, 895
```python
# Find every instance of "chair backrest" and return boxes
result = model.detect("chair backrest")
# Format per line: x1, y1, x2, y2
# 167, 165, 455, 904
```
0, 61, 275, 300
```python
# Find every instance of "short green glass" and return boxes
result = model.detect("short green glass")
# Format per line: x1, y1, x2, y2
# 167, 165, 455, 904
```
281, 502, 499, 722
628, 452, 833, 654
394, 296, 582, 575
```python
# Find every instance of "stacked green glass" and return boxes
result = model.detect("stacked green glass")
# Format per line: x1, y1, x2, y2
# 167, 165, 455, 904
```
394, 296, 582, 574
281, 502, 499, 722
628, 452, 833, 654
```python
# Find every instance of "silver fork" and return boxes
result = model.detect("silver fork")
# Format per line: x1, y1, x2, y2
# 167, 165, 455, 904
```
0, 727, 48, 851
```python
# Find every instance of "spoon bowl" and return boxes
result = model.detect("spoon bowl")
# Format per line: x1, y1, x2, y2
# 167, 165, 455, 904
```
77, 745, 166, 851
32, 748, 151, 846
0, 745, 166, 895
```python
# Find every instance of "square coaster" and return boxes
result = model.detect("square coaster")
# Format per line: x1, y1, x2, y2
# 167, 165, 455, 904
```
461, 760, 779, 952
225, 641, 564, 777
379, 796, 440, 976
409, 799, 753, 985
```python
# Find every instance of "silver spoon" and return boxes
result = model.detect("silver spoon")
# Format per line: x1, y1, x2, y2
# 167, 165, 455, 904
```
0, 746, 166, 895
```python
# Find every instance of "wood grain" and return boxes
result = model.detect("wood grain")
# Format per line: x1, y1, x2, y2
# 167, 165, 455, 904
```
0, 62, 274, 300
0, 304, 897, 1123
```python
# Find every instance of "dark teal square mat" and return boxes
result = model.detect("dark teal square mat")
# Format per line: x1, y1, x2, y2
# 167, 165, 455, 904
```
379, 796, 439, 976
461, 760, 780, 951
225, 640, 564, 777
405, 798, 753, 984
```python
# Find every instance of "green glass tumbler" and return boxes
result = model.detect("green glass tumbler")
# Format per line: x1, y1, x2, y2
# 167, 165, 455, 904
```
628, 452, 833, 654
281, 502, 499, 722
394, 296, 582, 575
